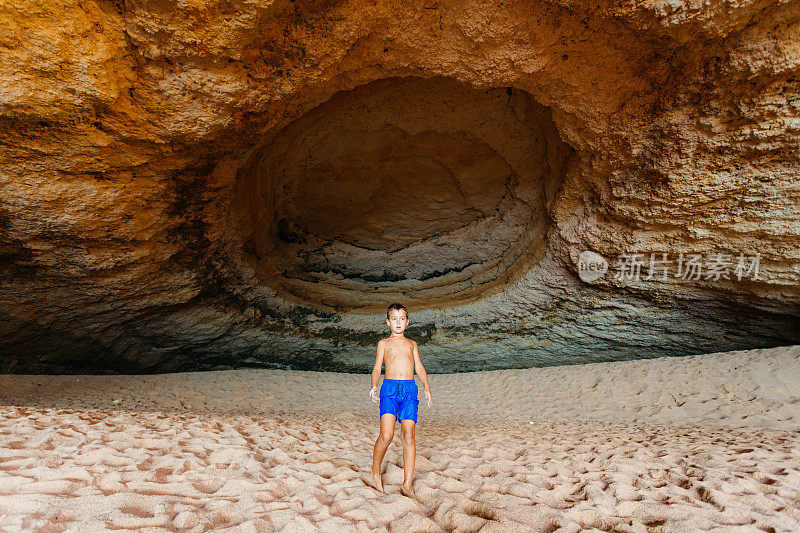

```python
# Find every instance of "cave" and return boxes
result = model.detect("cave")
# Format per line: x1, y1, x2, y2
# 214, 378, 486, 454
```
0, 0, 798, 373
234, 76, 570, 311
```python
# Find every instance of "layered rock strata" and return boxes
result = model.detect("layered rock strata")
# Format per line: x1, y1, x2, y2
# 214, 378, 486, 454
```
1, 0, 799, 372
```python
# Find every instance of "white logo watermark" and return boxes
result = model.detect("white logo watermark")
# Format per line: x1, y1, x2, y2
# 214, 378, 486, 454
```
577, 251, 608, 282
578, 251, 761, 283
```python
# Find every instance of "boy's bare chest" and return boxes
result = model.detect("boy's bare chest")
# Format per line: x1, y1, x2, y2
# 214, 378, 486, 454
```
384, 342, 413, 362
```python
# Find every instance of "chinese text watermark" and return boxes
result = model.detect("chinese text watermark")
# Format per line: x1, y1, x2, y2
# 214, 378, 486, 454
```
578, 251, 761, 284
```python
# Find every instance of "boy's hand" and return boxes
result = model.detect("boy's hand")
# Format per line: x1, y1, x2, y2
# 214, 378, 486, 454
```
424, 388, 432, 407
369, 386, 379, 403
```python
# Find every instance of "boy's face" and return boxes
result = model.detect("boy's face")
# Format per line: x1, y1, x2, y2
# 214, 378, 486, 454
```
386, 309, 408, 334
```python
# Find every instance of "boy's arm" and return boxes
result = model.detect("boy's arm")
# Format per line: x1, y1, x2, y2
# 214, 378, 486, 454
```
412, 341, 432, 405
371, 340, 385, 390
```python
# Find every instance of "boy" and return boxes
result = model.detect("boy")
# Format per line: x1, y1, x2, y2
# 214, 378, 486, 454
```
369, 302, 433, 497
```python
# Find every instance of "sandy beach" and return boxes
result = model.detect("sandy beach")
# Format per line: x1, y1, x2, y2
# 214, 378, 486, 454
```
1, 344, 799, 532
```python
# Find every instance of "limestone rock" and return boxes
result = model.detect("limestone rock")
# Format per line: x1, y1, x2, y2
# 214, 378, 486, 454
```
0, 0, 798, 373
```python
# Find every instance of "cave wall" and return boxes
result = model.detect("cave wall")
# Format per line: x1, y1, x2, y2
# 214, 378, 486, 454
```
1, 0, 799, 373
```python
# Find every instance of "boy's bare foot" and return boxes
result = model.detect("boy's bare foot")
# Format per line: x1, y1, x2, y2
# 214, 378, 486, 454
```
372, 471, 384, 493
401, 484, 416, 498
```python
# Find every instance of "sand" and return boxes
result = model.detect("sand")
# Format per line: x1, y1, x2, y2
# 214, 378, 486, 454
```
1, 344, 799, 532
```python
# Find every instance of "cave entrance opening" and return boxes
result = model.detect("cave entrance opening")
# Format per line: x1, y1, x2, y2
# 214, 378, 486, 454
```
233, 76, 573, 312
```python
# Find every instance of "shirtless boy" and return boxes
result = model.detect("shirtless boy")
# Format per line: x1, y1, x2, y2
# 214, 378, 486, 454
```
369, 302, 433, 497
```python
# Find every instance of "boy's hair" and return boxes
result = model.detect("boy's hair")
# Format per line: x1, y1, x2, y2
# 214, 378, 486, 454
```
386, 302, 409, 320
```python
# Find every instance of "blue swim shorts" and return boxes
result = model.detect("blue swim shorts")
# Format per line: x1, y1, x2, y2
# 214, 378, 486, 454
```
379, 378, 419, 422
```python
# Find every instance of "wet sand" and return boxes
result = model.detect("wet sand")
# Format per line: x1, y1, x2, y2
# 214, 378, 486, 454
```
1, 344, 799, 531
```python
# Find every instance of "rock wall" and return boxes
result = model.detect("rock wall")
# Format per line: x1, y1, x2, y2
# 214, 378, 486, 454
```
1, 0, 799, 373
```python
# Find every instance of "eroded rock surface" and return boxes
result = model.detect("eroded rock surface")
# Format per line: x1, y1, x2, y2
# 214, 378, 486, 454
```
1, 0, 799, 373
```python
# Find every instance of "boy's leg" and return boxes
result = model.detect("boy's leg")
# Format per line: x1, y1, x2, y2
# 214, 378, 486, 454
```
372, 413, 395, 492
400, 419, 416, 494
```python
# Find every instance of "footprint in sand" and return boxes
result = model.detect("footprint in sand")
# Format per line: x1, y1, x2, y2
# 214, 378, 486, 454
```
191, 478, 225, 494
